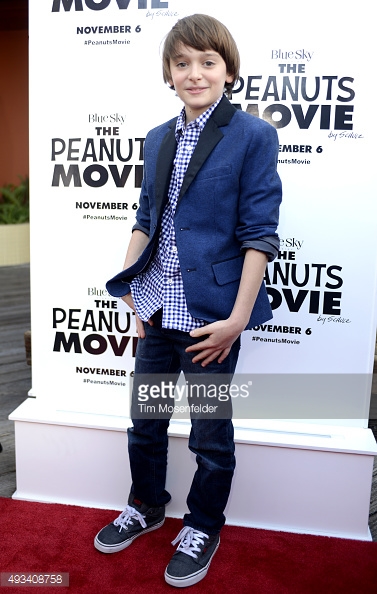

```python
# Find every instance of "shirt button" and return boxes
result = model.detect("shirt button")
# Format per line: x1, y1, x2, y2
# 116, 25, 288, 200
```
172, 246, 177, 252
167, 279, 173, 285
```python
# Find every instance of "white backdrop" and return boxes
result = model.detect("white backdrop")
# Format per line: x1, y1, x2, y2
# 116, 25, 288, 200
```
29, 0, 377, 425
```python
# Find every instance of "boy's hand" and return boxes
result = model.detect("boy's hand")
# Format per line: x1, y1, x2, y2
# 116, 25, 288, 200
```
121, 292, 153, 339
186, 319, 243, 367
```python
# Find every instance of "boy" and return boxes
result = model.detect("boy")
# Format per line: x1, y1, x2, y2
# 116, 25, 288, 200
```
94, 14, 281, 588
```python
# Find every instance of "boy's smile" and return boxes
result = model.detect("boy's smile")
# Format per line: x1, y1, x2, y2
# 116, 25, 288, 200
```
169, 45, 233, 123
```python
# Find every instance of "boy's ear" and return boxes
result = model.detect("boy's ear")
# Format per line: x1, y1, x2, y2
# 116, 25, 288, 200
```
226, 73, 234, 84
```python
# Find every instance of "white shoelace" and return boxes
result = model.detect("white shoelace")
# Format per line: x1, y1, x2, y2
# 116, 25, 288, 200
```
113, 505, 147, 533
171, 527, 209, 559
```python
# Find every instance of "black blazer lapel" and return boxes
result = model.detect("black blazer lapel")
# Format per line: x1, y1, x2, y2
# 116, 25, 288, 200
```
178, 97, 237, 202
155, 120, 177, 220
106, 120, 178, 296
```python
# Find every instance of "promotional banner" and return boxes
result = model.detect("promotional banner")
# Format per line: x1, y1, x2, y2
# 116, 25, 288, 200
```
29, 1, 377, 424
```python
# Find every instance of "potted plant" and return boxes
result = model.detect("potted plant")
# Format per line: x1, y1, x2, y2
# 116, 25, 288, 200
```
0, 176, 30, 266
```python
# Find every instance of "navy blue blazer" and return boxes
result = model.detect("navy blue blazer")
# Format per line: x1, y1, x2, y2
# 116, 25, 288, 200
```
107, 97, 282, 330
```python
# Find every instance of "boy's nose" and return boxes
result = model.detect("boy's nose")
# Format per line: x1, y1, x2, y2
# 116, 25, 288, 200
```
188, 65, 202, 80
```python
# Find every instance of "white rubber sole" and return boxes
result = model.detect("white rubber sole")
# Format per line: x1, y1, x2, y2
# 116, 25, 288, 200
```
164, 538, 220, 588
94, 518, 165, 554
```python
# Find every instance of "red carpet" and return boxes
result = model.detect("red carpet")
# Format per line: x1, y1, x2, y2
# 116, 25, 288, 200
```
1, 498, 377, 594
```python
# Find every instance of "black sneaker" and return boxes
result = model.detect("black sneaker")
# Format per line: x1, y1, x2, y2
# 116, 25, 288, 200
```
94, 494, 165, 553
164, 526, 220, 587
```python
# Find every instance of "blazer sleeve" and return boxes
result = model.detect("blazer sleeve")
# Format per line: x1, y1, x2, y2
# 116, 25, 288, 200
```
241, 235, 280, 262
236, 118, 282, 248
132, 131, 153, 236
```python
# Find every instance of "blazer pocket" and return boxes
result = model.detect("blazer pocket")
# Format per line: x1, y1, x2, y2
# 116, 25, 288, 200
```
212, 254, 244, 286
196, 164, 232, 181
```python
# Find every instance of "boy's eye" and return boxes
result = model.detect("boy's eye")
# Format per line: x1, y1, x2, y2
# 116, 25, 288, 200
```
204, 61, 215, 66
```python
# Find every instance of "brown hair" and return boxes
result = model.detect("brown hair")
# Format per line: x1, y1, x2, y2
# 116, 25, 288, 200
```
162, 14, 240, 96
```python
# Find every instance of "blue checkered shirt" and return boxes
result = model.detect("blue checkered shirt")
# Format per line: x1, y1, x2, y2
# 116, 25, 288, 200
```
131, 97, 223, 331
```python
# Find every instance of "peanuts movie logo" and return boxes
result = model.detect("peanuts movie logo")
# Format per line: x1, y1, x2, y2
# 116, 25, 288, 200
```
52, 0, 168, 11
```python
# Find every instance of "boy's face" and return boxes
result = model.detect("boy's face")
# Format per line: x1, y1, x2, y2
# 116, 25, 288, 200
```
168, 45, 233, 123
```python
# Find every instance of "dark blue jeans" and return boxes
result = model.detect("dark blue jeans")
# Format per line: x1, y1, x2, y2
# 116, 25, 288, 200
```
127, 310, 241, 534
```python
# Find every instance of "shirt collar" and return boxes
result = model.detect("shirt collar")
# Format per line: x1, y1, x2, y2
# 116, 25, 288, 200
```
175, 95, 223, 140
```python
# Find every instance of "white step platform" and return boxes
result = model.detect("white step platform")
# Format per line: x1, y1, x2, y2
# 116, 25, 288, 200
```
10, 397, 377, 541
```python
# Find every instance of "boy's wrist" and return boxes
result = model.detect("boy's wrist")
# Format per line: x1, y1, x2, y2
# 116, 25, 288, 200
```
226, 314, 247, 336
121, 292, 134, 309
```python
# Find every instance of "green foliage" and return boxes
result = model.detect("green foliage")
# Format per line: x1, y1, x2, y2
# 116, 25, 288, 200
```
0, 176, 29, 224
